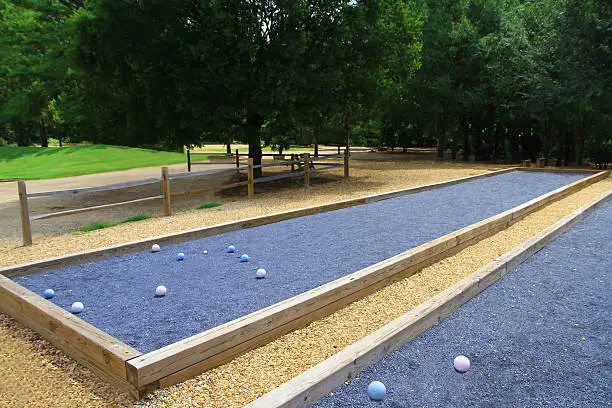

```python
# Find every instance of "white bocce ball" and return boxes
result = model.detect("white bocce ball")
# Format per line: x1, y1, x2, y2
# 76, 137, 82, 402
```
256, 268, 267, 279
71, 302, 84, 314
151, 244, 161, 252
155, 285, 167, 297
454, 355, 471, 373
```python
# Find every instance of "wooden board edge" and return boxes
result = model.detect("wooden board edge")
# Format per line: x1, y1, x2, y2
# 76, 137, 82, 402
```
0, 274, 141, 396
508, 171, 608, 221
132, 224, 506, 390
124, 168, 599, 389
245, 186, 611, 408
124, 213, 509, 387
1, 168, 514, 278
516, 167, 605, 174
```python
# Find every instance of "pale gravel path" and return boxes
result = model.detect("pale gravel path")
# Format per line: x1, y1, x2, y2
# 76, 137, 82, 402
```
0, 174, 607, 408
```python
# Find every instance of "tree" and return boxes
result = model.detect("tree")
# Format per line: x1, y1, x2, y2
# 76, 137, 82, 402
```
75, 0, 422, 176
0, 0, 79, 146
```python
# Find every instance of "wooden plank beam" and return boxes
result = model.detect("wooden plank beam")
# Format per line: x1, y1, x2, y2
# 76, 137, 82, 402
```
248, 158, 254, 197
0, 274, 142, 397
18, 181, 32, 246
246, 187, 612, 408
169, 181, 248, 198
517, 167, 602, 174
30, 196, 164, 221
162, 167, 171, 216
27, 177, 162, 198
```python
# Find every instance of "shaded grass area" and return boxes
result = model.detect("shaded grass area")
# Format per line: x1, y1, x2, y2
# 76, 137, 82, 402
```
0, 145, 198, 179
80, 214, 150, 232
197, 202, 222, 209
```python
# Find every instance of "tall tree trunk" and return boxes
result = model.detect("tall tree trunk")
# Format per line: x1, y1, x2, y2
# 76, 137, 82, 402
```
472, 122, 483, 161
40, 118, 48, 147
493, 123, 504, 160
509, 131, 520, 163
226, 134, 232, 155
574, 126, 584, 166
451, 133, 457, 160
436, 130, 445, 159
435, 119, 445, 159
543, 122, 552, 162
242, 111, 263, 178
344, 113, 351, 156
563, 130, 572, 166
313, 129, 319, 157
462, 121, 471, 161
555, 128, 564, 166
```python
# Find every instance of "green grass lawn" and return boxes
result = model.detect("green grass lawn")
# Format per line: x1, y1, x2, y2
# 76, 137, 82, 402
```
0, 145, 198, 179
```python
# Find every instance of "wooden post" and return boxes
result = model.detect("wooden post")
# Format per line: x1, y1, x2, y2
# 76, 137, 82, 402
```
291, 154, 295, 172
522, 160, 531, 168
187, 148, 191, 173
248, 158, 254, 198
17, 181, 32, 246
235, 149, 240, 169
344, 151, 350, 178
337, 145, 341, 156
161, 167, 171, 216
304, 153, 310, 187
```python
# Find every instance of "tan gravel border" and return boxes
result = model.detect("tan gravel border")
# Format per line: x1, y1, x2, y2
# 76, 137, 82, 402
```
247, 187, 612, 408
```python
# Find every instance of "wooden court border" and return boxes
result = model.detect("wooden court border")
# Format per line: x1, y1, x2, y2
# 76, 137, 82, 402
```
0, 168, 606, 399
247, 183, 612, 408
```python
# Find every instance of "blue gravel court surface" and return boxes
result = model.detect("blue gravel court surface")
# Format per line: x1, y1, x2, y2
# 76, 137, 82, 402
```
314, 201, 611, 408
15, 171, 588, 353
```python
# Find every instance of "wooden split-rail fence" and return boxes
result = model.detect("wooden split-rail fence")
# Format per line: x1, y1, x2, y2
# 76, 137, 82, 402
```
17, 153, 349, 246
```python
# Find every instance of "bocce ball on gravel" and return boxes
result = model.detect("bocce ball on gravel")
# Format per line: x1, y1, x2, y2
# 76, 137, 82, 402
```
367, 381, 386, 401
70, 302, 84, 314
454, 355, 471, 373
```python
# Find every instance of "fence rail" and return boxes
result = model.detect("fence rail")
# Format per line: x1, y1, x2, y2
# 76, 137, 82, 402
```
26, 177, 163, 198
17, 153, 349, 246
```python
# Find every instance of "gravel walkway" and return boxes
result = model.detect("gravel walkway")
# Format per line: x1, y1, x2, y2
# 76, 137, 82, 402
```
315, 201, 611, 407
14, 171, 587, 353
